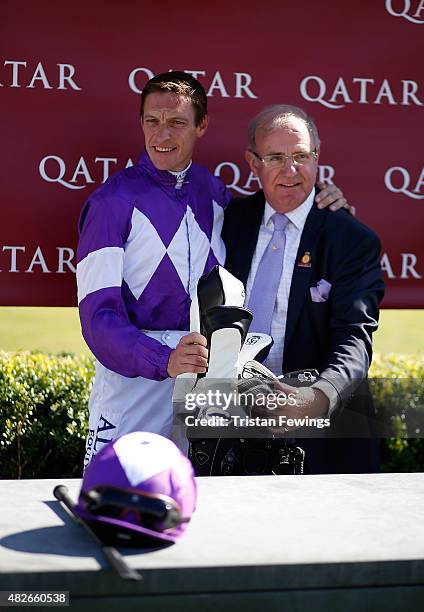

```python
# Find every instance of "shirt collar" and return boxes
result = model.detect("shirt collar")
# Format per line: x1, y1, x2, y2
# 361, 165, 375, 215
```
168, 160, 192, 177
138, 149, 192, 187
264, 187, 315, 231
168, 161, 192, 189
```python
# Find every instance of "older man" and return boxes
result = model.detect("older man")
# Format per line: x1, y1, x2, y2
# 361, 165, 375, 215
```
216, 105, 385, 474
77, 73, 350, 468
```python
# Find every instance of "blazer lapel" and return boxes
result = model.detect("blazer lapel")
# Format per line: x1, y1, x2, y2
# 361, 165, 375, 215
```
233, 191, 265, 286
284, 205, 326, 353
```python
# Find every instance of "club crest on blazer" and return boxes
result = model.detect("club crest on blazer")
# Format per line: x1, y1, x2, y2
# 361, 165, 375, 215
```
298, 251, 312, 267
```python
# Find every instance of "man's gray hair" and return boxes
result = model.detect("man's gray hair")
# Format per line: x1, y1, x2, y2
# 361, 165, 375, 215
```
247, 104, 320, 150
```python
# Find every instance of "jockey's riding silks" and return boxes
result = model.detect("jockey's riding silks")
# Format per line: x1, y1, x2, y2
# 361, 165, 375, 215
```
77, 151, 230, 468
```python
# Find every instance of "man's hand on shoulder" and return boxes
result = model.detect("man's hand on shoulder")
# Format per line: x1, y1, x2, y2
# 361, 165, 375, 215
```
315, 181, 356, 216
167, 332, 208, 377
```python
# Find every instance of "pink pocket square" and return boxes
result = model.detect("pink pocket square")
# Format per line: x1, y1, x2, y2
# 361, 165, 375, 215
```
310, 279, 332, 303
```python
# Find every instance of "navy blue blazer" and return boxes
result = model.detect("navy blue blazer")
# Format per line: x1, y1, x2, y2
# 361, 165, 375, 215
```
222, 189, 385, 473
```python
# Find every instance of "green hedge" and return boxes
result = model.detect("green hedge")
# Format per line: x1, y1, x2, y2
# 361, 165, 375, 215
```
0, 351, 94, 478
0, 351, 423, 478
370, 353, 424, 472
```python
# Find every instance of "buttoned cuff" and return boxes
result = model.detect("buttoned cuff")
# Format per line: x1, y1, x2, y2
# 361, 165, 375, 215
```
157, 344, 173, 380
312, 378, 341, 418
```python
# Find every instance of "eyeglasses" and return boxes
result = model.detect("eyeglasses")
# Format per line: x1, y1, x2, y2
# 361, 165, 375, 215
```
251, 148, 318, 168
83, 486, 190, 531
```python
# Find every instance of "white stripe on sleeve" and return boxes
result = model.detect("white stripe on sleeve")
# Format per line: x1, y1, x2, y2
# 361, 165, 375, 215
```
77, 246, 124, 304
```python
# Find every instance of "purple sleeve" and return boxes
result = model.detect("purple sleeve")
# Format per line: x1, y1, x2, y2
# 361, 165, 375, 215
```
77, 190, 172, 380
211, 173, 232, 210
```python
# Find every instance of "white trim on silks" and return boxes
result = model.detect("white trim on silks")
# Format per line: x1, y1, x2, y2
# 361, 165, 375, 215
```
124, 208, 167, 300
210, 200, 226, 265
77, 246, 123, 304
165, 213, 190, 292
184, 205, 212, 295
84, 361, 178, 469
84, 329, 188, 470
141, 330, 186, 348
114, 433, 181, 486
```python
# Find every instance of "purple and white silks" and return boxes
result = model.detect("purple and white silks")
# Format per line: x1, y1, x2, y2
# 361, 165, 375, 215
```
77, 151, 230, 467
76, 431, 197, 543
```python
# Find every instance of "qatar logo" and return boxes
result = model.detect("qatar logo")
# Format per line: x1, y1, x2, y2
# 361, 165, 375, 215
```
384, 167, 424, 199
0, 60, 81, 89
39, 155, 134, 189
386, 0, 424, 24
129, 67, 257, 99
300, 76, 423, 109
